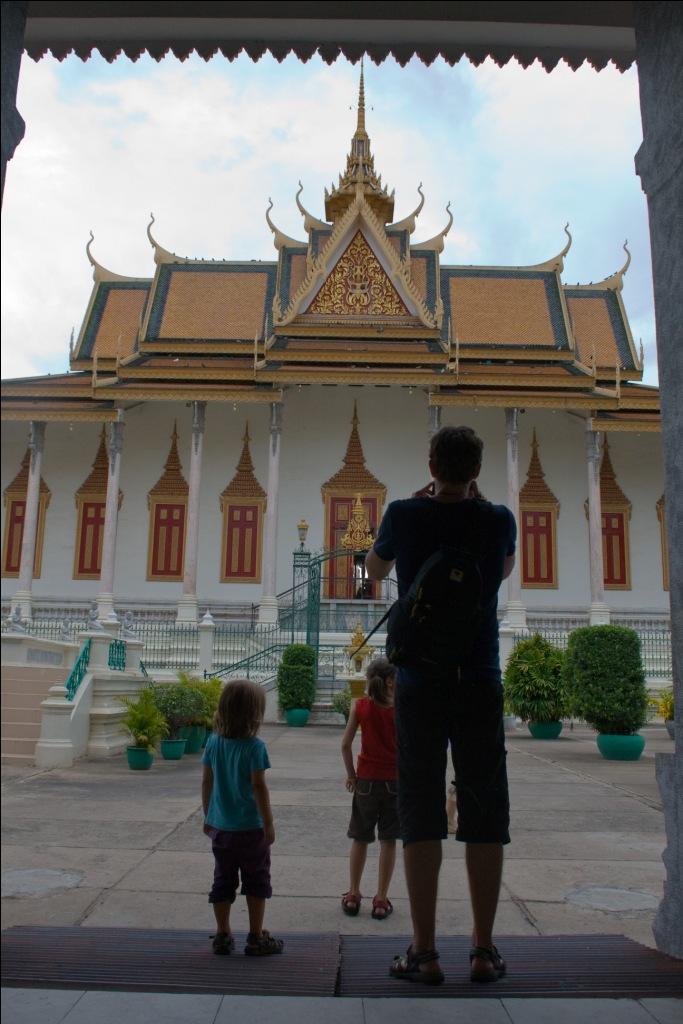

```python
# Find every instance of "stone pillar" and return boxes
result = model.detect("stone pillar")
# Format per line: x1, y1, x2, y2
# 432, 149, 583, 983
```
634, 0, 683, 959
259, 402, 283, 624
502, 408, 526, 629
97, 421, 124, 622
1, 1, 27, 205
585, 425, 610, 625
428, 403, 441, 438
198, 609, 215, 675
13, 421, 46, 620
177, 401, 206, 624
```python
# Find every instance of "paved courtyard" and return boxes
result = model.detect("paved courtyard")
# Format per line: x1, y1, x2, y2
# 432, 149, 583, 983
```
1, 722, 680, 1023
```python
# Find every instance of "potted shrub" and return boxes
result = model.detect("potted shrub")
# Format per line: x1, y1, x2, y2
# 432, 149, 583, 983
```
652, 687, 675, 740
277, 643, 316, 726
564, 625, 648, 760
119, 688, 168, 770
504, 633, 566, 738
331, 686, 352, 723
152, 683, 204, 759
175, 672, 211, 753
184, 675, 223, 747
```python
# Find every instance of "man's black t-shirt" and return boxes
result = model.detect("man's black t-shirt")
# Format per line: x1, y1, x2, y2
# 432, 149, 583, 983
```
373, 496, 516, 676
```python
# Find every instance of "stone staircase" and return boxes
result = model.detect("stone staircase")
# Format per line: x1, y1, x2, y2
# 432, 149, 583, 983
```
1, 665, 67, 764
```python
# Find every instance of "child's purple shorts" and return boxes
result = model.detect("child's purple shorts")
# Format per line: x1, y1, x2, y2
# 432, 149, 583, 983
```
208, 827, 272, 904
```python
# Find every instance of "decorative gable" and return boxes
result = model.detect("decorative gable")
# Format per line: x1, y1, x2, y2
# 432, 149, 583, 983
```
309, 231, 409, 318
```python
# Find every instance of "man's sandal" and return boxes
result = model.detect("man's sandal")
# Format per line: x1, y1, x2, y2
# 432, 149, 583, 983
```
211, 932, 235, 955
469, 944, 506, 983
244, 930, 284, 956
390, 946, 444, 985
341, 891, 362, 916
371, 897, 393, 920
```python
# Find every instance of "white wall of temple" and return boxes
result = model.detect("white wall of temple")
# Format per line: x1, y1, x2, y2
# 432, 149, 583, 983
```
0, 391, 669, 614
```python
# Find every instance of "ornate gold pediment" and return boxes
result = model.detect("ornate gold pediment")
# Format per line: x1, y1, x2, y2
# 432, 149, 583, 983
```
309, 231, 408, 317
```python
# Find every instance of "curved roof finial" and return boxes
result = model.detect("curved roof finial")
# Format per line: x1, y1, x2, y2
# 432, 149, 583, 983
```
265, 198, 307, 251
388, 183, 425, 234
560, 222, 572, 259
412, 202, 453, 253
571, 239, 632, 291
296, 180, 330, 231
85, 229, 138, 282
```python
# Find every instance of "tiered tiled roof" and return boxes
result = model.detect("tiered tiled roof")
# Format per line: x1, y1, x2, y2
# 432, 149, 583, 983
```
600, 437, 631, 508
322, 404, 386, 495
221, 426, 266, 501
4, 449, 51, 497
519, 431, 559, 507
148, 425, 189, 498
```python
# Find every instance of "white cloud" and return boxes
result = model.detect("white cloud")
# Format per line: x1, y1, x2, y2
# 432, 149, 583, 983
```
1, 53, 657, 384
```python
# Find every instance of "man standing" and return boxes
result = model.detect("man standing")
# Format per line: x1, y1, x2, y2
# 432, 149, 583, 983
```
365, 425, 516, 984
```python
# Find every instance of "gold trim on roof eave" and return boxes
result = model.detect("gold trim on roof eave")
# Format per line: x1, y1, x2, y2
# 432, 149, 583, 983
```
259, 368, 439, 386
1, 408, 119, 422
140, 340, 261, 355
590, 418, 661, 433
91, 386, 282, 402
1, 385, 96, 399
275, 322, 442, 340
272, 348, 445, 365
429, 392, 619, 410
116, 366, 257, 381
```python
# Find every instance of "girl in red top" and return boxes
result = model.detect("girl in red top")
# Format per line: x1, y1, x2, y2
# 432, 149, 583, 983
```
341, 657, 399, 920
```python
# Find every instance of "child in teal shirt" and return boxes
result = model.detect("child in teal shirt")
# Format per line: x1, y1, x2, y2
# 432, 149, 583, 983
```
201, 678, 283, 956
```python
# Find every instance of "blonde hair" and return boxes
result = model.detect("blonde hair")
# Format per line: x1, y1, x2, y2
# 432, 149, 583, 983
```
214, 679, 265, 739
366, 657, 395, 706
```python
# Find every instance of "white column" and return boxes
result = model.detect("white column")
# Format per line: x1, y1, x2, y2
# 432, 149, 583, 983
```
177, 401, 206, 623
586, 424, 611, 625
428, 403, 441, 438
97, 420, 124, 622
13, 421, 46, 620
502, 408, 527, 629
259, 402, 283, 624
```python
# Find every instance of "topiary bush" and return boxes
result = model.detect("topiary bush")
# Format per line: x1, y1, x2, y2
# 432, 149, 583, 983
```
277, 644, 316, 712
331, 686, 353, 723
176, 671, 214, 726
564, 625, 647, 735
151, 683, 206, 739
504, 633, 567, 723
281, 644, 316, 667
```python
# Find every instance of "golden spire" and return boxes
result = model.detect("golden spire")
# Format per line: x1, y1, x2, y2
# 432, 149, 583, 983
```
221, 423, 266, 500
600, 436, 630, 508
520, 430, 559, 507
322, 402, 386, 495
149, 422, 189, 498
324, 63, 394, 223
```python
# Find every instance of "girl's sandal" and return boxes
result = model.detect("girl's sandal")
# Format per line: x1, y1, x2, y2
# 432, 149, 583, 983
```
371, 897, 393, 920
469, 944, 506, 983
211, 932, 235, 955
244, 930, 284, 956
390, 946, 444, 985
341, 891, 362, 916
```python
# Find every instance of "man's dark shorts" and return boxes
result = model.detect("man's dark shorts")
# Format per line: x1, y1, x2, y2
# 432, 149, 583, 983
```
208, 828, 272, 903
347, 779, 401, 843
395, 666, 510, 846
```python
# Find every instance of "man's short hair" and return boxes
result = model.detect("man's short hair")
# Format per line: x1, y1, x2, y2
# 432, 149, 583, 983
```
429, 426, 483, 485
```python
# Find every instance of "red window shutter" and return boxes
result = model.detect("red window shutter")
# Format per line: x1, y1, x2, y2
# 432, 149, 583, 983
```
77, 501, 106, 576
152, 503, 185, 578
521, 509, 555, 586
602, 512, 627, 587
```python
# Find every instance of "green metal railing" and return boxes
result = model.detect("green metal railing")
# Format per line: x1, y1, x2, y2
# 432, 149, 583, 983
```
139, 660, 149, 678
127, 621, 199, 670
65, 638, 92, 700
16, 617, 89, 642
107, 639, 126, 671
512, 628, 672, 678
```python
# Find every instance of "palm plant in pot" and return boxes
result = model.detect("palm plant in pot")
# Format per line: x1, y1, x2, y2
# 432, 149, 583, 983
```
504, 633, 567, 739
652, 686, 675, 741
564, 625, 648, 760
277, 643, 316, 726
119, 688, 168, 770
151, 683, 205, 759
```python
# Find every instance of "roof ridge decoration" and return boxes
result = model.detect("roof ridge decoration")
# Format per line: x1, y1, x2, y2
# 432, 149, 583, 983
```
388, 184, 425, 234
4, 448, 51, 498
75, 427, 124, 506
146, 213, 193, 266
519, 430, 560, 509
265, 199, 308, 251
324, 61, 395, 224
221, 423, 267, 501
86, 232, 144, 283
524, 223, 573, 272
276, 191, 437, 328
322, 402, 386, 496
148, 422, 189, 499
600, 436, 631, 509
570, 241, 632, 291
412, 202, 454, 253
296, 182, 331, 233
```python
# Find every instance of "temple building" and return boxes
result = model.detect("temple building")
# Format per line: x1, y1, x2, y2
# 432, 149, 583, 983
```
0, 67, 668, 634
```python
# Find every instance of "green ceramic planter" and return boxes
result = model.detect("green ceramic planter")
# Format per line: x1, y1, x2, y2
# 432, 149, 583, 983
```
160, 738, 187, 760
202, 728, 211, 749
179, 725, 204, 754
528, 721, 563, 740
126, 746, 154, 770
285, 708, 310, 727
597, 733, 645, 761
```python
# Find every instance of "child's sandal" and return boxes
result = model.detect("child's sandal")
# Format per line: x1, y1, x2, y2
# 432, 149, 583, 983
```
469, 944, 506, 983
341, 891, 362, 916
389, 946, 444, 985
244, 930, 284, 956
211, 932, 235, 955
371, 897, 393, 920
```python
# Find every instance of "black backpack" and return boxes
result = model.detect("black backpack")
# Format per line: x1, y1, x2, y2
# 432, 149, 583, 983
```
355, 500, 487, 676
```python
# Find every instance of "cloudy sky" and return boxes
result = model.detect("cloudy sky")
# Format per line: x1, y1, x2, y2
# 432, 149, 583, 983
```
1, 52, 657, 384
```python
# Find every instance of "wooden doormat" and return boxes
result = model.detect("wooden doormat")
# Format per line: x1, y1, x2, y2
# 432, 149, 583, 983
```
2, 927, 682, 999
